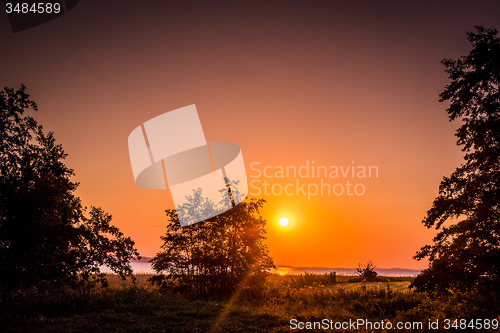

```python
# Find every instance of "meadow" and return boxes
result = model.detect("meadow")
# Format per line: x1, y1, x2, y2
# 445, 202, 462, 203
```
1, 273, 498, 332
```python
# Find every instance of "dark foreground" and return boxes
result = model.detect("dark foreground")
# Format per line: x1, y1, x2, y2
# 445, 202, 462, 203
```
1, 274, 499, 332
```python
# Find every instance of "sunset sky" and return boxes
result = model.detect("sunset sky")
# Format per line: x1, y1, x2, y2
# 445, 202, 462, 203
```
2, 0, 499, 270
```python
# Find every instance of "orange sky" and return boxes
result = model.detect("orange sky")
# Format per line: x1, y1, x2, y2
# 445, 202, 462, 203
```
1, 0, 499, 269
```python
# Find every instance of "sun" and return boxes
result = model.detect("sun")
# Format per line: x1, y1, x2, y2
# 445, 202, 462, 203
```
279, 217, 289, 227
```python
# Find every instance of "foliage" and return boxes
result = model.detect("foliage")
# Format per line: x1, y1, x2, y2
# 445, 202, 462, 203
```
1, 274, 421, 333
0, 85, 140, 295
288, 272, 337, 288
150, 196, 275, 297
404, 287, 500, 323
412, 26, 500, 294
4, 272, 499, 332
356, 260, 378, 279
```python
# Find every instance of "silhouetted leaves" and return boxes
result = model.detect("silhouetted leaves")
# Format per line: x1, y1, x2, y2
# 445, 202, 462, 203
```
412, 27, 500, 295
356, 260, 378, 279
150, 193, 274, 297
0, 85, 140, 295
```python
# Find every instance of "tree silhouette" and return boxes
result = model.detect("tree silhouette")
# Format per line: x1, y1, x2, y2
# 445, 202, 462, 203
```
411, 27, 500, 294
0, 85, 140, 295
356, 260, 377, 279
150, 186, 274, 297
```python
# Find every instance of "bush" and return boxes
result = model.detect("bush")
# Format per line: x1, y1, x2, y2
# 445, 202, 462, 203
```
356, 260, 378, 279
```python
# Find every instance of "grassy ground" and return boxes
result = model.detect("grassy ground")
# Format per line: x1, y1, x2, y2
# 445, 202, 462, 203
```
1, 274, 497, 332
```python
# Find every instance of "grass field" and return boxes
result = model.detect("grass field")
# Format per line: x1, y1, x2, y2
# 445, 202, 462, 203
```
1, 273, 498, 332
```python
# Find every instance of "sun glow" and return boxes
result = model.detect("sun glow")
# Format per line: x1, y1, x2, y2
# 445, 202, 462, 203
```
279, 217, 289, 227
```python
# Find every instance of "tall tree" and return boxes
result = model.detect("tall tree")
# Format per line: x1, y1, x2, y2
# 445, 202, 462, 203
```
0, 85, 140, 294
151, 191, 274, 297
412, 26, 500, 293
